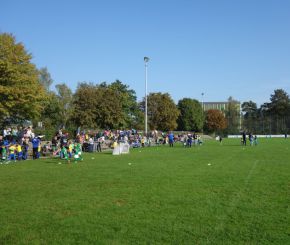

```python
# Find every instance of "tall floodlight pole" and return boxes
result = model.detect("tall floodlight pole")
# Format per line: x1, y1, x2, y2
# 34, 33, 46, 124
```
144, 57, 150, 136
201, 92, 204, 111
239, 102, 242, 131
201, 93, 204, 134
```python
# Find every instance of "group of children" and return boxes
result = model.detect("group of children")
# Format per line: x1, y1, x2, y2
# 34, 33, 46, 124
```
54, 141, 83, 163
0, 136, 84, 164
0, 142, 29, 163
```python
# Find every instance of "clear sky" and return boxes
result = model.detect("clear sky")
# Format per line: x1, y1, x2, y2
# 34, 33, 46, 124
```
1, 0, 290, 105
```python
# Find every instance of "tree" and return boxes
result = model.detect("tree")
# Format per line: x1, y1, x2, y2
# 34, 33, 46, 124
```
108, 80, 142, 128
40, 92, 62, 128
72, 82, 124, 129
242, 101, 258, 118
55, 83, 73, 128
205, 109, 227, 134
268, 89, 290, 117
177, 98, 203, 131
226, 96, 240, 134
72, 83, 98, 128
38, 67, 53, 92
0, 33, 46, 125
94, 85, 124, 129
141, 92, 180, 131
241, 100, 258, 132
262, 89, 290, 133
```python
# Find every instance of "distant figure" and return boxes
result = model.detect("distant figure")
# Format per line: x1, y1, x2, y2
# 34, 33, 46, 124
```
242, 131, 247, 146
285, 133, 288, 139
168, 132, 174, 147
187, 134, 192, 147
32, 137, 40, 159
254, 135, 258, 146
249, 133, 253, 146
219, 136, 223, 144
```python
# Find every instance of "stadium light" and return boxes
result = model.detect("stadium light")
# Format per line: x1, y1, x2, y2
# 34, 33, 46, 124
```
201, 92, 204, 134
144, 57, 150, 136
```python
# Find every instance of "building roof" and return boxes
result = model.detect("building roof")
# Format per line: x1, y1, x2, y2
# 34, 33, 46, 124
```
203, 101, 240, 104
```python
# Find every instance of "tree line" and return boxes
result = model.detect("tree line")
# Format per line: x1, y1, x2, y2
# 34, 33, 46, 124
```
1, 33, 290, 136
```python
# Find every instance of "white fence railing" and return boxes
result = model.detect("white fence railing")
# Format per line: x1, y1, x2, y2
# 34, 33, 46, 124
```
228, 135, 286, 138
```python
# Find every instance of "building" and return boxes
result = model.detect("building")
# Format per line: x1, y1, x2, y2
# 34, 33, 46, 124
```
202, 101, 241, 113
202, 101, 242, 131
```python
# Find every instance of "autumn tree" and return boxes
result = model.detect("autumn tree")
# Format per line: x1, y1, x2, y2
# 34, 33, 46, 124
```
205, 109, 227, 135
0, 33, 46, 125
177, 98, 203, 131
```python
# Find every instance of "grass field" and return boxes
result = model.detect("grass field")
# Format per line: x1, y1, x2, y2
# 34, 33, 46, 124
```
0, 139, 289, 244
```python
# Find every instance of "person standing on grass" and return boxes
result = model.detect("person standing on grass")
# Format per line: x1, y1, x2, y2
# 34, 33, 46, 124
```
219, 136, 223, 144
32, 137, 40, 160
22, 141, 29, 160
249, 133, 253, 146
168, 132, 174, 147
1, 145, 7, 162
187, 134, 192, 148
97, 136, 104, 152
242, 131, 247, 146
16, 143, 22, 161
254, 135, 258, 146
8, 144, 16, 162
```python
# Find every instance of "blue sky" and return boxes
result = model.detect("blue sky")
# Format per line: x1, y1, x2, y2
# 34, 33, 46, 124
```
1, 0, 290, 105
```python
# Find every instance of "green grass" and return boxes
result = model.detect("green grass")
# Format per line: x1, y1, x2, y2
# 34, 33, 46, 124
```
0, 139, 290, 244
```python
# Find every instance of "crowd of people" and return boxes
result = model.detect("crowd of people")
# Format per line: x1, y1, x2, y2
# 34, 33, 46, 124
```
1, 125, 264, 164
241, 131, 258, 146
0, 126, 205, 163
0, 126, 35, 163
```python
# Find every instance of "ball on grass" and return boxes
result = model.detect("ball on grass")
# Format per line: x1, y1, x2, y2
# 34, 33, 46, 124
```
207, 163, 211, 166
58, 162, 62, 165
128, 162, 132, 165
91, 157, 95, 160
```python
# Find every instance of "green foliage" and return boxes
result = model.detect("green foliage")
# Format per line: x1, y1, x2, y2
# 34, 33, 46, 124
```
38, 67, 53, 92
225, 96, 240, 134
242, 89, 290, 134
242, 100, 258, 118
40, 92, 63, 129
142, 92, 180, 131
0, 33, 47, 124
33, 127, 56, 140
108, 80, 142, 128
268, 89, 290, 117
55, 83, 73, 128
177, 98, 203, 131
242, 100, 258, 132
72, 82, 125, 129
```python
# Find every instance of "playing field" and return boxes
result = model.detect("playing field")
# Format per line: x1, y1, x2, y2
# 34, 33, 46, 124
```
0, 139, 289, 244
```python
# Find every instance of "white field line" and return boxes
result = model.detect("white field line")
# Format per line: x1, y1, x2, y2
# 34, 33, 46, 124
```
215, 160, 259, 232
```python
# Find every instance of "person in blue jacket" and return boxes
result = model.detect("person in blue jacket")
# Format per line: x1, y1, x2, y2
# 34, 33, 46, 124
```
168, 132, 174, 147
32, 137, 40, 159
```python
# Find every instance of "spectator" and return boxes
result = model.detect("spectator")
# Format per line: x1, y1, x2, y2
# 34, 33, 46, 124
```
32, 137, 40, 159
